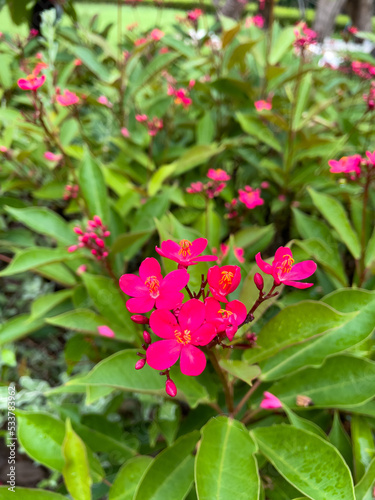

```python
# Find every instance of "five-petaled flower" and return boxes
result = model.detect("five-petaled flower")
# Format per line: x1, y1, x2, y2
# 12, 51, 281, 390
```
328, 155, 362, 175
119, 257, 189, 313
56, 89, 79, 106
205, 297, 247, 340
255, 246, 317, 288
254, 100, 272, 111
238, 186, 264, 209
207, 168, 231, 181
207, 265, 241, 302
146, 299, 216, 375
156, 238, 217, 268
18, 74, 46, 91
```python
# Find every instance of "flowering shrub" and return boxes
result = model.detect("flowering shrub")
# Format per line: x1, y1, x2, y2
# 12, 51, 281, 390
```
0, 5, 375, 500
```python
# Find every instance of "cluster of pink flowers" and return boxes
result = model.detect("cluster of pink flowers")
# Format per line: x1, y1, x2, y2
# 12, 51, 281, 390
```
134, 28, 164, 47
363, 82, 375, 111
245, 15, 264, 29
18, 72, 46, 91
63, 184, 79, 201
135, 114, 163, 136
68, 215, 111, 261
121, 239, 316, 396
187, 169, 230, 198
167, 84, 193, 108
187, 8, 202, 23
329, 150, 375, 179
293, 22, 317, 50
255, 99, 272, 111
350, 61, 375, 80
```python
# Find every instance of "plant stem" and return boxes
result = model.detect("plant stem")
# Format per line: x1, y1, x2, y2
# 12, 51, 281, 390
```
358, 172, 371, 286
241, 283, 278, 326
205, 347, 234, 413
232, 379, 262, 418
241, 408, 261, 426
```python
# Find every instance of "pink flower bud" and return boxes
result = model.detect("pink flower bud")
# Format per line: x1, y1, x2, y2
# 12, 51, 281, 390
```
131, 315, 149, 324
95, 238, 105, 248
103, 231, 111, 237
260, 392, 282, 410
66, 185, 72, 191
102, 251, 109, 258
68, 245, 78, 252
74, 227, 83, 235
82, 234, 89, 243
165, 379, 177, 397
76, 265, 87, 275
97, 325, 115, 338
143, 331, 151, 344
135, 358, 146, 370
93, 215, 102, 226
254, 273, 264, 291
91, 249, 97, 255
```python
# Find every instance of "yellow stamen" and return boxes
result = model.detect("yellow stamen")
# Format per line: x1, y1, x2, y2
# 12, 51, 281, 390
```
175, 329, 191, 345
218, 309, 233, 319
178, 239, 192, 258
219, 271, 234, 289
145, 275, 160, 299
277, 255, 294, 274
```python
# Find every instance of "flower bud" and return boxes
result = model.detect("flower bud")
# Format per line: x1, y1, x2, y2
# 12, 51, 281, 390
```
131, 315, 149, 324
91, 249, 97, 255
95, 238, 105, 248
254, 272, 264, 291
143, 331, 151, 344
165, 379, 177, 397
74, 227, 83, 235
68, 245, 78, 253
93, 215, 102, 226
135, 358, 146, 370
103, 230, 111, 237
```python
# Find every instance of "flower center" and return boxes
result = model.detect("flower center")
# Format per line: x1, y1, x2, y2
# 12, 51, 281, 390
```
277, 255, 294, 274
26, 74, 37, 83
219, 271, 234, 289
175, 329, 191, 345
145, 275, 160, 299
218, 309, 233, 319
178, 239, 192, 258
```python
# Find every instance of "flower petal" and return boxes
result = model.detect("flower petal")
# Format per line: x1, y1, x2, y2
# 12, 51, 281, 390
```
146, 340, 181, 370
255, 253, 273, 274
273, 246, 292, 266
139, 257, 162, 281
190, 238, 207, 256
119, 274, 148, 297
149, 309, 178, 338
226, 300, 247, 325
158, 240, 180, 260
205, 297, 221, 322
126, 296, 155, 313
178, 299, 205, 331
160, 269, 190, 292
282, 280, 314, 289
191, 323, 217, 346
180, 344, 206, 376
286, 260, 317, 281
191, 255, 218, 262
155, 291, 184, 310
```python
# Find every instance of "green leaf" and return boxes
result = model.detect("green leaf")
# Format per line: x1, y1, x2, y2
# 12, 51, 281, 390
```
236, 113, 282, 152
233, 225, 275, 250
308, 189, 361, 259
30, 289, 73, 320
260, 289, 375, 381
78, 151, 109, 222
365, 227, 375, 267
109, 456, 153, 500
196, 113, 215, 145
111, 230, 151, 254
243, 300, 354, 366
252, 425, 355, 500
62, 419, 92, 500
219, 359, 260, 385
355, 458, 375, 500
131, 52, 179, 95
284, 406, 327, 439
329, 412, 353, 470
0, 314, 44, 347
268, 355, 375, 408
4, 206, 75, 245
0, 488, 67, 499
269, 27, 296, 65
134, 432, 199, 500
222, 23, 241, 48
292, 72, 312, 131
0, 248, 75, 277
72, 46, 111, 82
195, 416, 260, 500
351, 416, 375, 482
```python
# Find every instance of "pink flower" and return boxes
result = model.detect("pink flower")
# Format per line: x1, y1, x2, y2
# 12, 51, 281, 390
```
97, 325, 115, 338
147, 117, 163, 136
238, 187, 264, 209
76, 265, 87, 275
56, 90, 79, 106
156, 238, 217, 268
29, 28, 39, 38
97, 95, 112, 108
121, 127, 130, 138
246, 15, 264, 28
187, 8, 202, 22
207, 265, 241, 302
205, 297, 247, 340
328, 155, 362, 175
207, 168, 231, 181
0, 146, 8, 153
366, 150, 375, 165
44, 151, 62, 162
256, 246, 317, 289
146, 299, 216, 375
150, 28, 164, 41
18, 74, 46, 91
260, 181, 269, 189
136, 114, 148, 122
260, 392, 282, 409
127, 22, 138, 31
119, 257, 189, 313
134, 37, 148, 46
33, 62, 48, 75
74, 58, 82, 66
255, 100, 272, 111
159, 47, 169, 54
186, 181, 205, 194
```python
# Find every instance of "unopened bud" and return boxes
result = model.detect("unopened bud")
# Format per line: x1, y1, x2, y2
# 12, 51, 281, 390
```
165, 379, 177, 397
103, 230, 111, 237
135, 358, 146, 370
131, 315, 149, 324
93, 215, 102, 226
95, 238, 105, 248
91, 249, 97, 255
143, 331, 151, 344
68, 245, 78, 253
254, 273, 264, 291
74, 227, 83, 235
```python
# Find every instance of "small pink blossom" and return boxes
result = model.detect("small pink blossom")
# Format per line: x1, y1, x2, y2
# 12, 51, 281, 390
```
205, 297, 247, 341
207, 265, 241, 303
18, 74, 46, 91
119, 257, 190, 313
136, 114, 148, 122
256, 246, 317, 289
150, 28, 164, 41
328, 155, 362, 175
366, 150, 375, 165
260, 392, 282, 409
97, 325, 115, 338
76, 265, 87, 275
56, 90, 79, 106
127, 22, 138, 31
97, 95, 113, 108
187, 8, 202, 22
278, 194, 286, 202
156, 238, 217, 268
245, 15, 264, 28
238, 187, 264, 209
294, 22, 317, 50
29, 28, 39, 38
215, 243, 245, 264
260, 181, 269, 189
44, 151, 63, 162
165, 379, 177, 397
146, 299, 216, 376
0, 146, 8, 153
186, 181, 205, 194
121, 127, 130, 138
33, 62, 48, 75
207, 168, 231, 181
134, 37, 148, 46
74, 58, 82, 66
255, 100, 272, 111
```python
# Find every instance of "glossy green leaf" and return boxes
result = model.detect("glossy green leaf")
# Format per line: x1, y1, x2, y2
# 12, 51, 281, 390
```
236, 113, 282, 152
0, 248, 75, 277
37, 262, 77, 286
111, 230, 151, 254
284, 406, 327, 439
269, 355, 375, 408
109, 456, 153, 500
4, 206, 75, 245
354, 458, 375, 500
62, 419, 92, 500
131, 52, 179, 95
260, 290, 375, 380
30, 289, 73, 320
365, 227, 375, 267
0, 488, 67, 499
252, 425, 355, 500
243, 301, 354, 366
351, 416, 375, 482
78, 151, 109, 222
308, 189, 361, 259
219, 359, 260, 385
72, 46, 111, 82
292, 72, 312, 131
269, 26, 296, 65
0, 314, 44, 347
196, 113, 215, 145
134, 432, 199, 500
195, 416, 259, 500
329, 412, 353, 470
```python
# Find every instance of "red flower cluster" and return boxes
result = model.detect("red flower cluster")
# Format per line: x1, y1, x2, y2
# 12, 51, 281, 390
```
135, 114, 163, 136
68, 215, 110, 261
167, 85, 192, 108
293, 22, 317, 50
187, 168, 231, 198
328, 151, 375, 180
351, 61, 375, 80
63, 184, 79, 201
